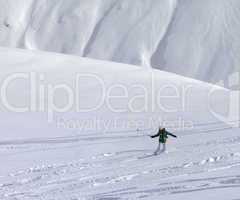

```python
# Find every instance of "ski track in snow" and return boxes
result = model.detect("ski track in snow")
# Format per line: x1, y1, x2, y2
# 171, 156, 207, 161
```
0, 125, 240, 200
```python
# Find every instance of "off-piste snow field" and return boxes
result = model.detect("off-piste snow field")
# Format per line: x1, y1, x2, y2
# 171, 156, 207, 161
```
0, 47, 239, 200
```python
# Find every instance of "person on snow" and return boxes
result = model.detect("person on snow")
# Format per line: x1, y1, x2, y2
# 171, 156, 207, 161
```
150, 127, 177, 155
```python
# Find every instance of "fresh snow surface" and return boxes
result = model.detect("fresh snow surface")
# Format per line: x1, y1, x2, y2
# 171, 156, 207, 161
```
0, 0, 240, 87
0, 47, 239, 200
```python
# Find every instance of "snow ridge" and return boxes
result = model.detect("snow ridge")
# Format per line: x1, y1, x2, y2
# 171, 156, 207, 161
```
0, 0, 239, 88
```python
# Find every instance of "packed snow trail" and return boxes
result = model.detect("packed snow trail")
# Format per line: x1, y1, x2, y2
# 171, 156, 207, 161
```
0, 126, 240, 200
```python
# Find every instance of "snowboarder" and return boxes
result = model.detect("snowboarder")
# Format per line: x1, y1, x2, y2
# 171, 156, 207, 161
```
150, 127, 177, 155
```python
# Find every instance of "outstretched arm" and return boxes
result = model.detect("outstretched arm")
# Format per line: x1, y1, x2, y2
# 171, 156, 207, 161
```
167, 132, 177, 138
150, 132, 160, 138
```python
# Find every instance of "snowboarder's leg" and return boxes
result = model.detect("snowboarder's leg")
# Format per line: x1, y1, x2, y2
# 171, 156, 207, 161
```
162, 143, 166, 152
154, 143, 161, 155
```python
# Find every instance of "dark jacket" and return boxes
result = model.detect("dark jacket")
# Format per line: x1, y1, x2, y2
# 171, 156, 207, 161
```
151, 128, 177, 143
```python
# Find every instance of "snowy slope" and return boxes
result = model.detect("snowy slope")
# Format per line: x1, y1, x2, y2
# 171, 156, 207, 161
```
0, 47, 239, 200
0, 0, 239, 87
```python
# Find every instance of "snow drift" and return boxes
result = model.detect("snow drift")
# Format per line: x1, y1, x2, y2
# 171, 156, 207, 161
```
0, 0, 239, 88
0, 47, 239, 200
